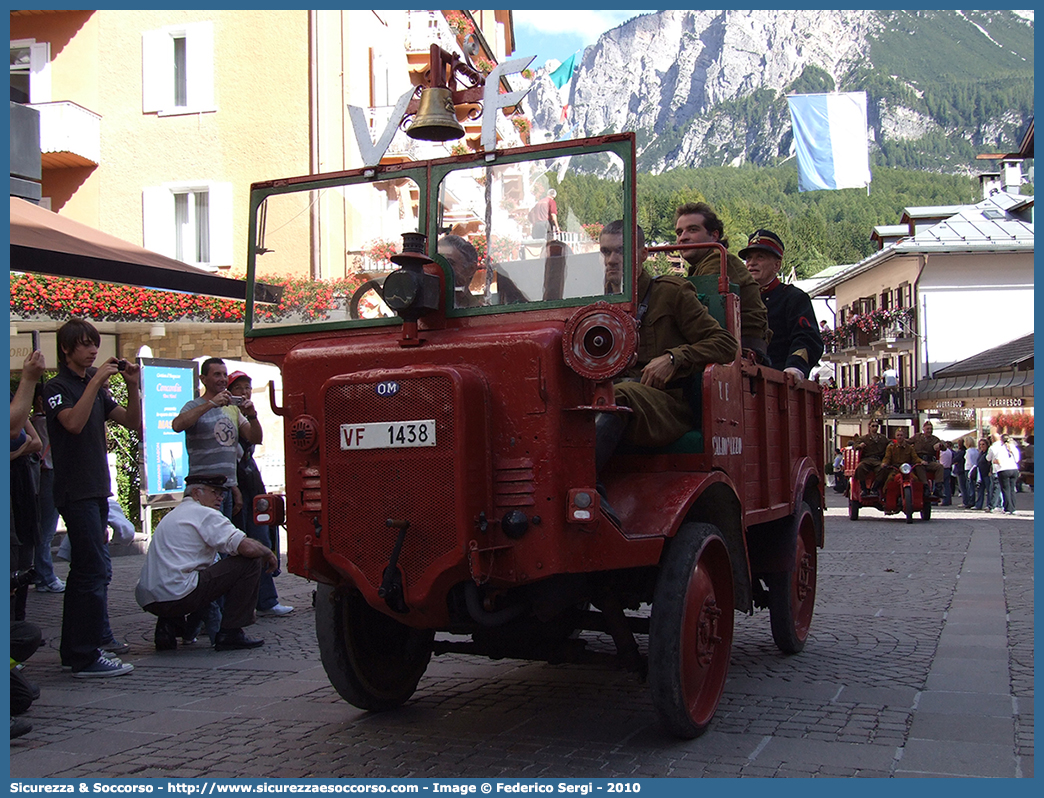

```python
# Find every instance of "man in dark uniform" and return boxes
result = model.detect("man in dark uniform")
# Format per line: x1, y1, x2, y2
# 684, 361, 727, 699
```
853, 420, 890, 494
740, 229, 824, 378
911, 420, 945, 487
674, 202, 770, 362
874, 426, 925, 492
594, 221, 738, 523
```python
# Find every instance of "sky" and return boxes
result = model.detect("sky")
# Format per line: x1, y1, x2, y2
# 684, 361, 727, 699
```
511, 10, 648, 72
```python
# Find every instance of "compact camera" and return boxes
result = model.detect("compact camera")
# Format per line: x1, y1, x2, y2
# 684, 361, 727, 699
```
229, 395, 244, 405
117, 359, 128, 371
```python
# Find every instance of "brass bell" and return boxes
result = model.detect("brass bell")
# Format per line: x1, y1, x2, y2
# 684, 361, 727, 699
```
406, 87, 465, 142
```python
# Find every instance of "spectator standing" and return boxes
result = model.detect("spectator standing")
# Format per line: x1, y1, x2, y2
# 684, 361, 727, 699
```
528, 189, 558, 240
31, 388, 64, 593
963, 438, 981, 509
952, 438, 968, 505
227, 371, 293, 617
1020, 434, 1033, 492
11, 417, 42, 622
739, 229, 824, 379
938, 442, 954, 506
987, 433, 1021, 515
882, 364, 899, 412
42, 318, 138, 677
173, 358, 262, 521
971, 438, 996, 511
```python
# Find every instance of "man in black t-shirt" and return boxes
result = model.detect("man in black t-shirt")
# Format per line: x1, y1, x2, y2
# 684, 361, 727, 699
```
43, 318, 140, 678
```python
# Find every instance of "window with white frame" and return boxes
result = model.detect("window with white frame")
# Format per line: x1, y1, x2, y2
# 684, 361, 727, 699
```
141, 21, 215, 115
143, 182, 233, 268
10, 38, 50, 103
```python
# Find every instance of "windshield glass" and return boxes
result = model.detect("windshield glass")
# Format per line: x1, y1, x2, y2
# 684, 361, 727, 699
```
435, 149, 626, 311
247, 138, 632, 334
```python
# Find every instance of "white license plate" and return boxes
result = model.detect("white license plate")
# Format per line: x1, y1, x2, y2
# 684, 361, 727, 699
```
340, 420, 436, 450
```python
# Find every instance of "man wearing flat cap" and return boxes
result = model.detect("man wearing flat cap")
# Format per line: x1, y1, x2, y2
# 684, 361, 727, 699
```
134, 473, 278, 651
740, 229, 823, 379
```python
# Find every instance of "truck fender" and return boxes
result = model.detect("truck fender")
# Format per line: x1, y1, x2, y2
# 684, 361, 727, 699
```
791, 456, 825, 547
608, 469, 752, 613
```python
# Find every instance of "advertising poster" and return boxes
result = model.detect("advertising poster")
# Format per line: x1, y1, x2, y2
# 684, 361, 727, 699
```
140, 358, 197, 498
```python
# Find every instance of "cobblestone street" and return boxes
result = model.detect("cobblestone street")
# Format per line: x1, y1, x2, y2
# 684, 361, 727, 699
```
9, 490, 1034, 779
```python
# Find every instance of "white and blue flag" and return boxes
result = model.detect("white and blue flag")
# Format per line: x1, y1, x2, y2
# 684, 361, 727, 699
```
787, 91, 871, 192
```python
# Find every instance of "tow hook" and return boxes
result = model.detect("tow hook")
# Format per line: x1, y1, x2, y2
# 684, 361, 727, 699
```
379, 519, 410, 614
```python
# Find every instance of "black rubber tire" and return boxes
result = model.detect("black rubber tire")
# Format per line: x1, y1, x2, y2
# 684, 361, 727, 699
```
315, 584, 434, 711
848, 500, 859, 521
921, 485, 932, 521
903, 485, 914, 523
649, 522, 734, 739
766, 502, 817, 655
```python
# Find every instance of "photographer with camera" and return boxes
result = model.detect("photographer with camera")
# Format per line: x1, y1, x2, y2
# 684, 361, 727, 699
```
172, 359, 262, 523
42, 318, 140, 678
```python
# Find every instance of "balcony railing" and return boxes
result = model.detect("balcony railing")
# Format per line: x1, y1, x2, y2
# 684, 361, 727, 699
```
823, 384, 912, 417
29, 101, 101, 168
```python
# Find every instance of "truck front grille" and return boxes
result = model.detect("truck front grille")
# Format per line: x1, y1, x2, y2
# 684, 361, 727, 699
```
323, 375, 458, 593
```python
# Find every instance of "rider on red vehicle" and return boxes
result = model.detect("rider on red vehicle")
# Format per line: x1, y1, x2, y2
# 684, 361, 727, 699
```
873, 426, 925, 493
853, 420, 890, 496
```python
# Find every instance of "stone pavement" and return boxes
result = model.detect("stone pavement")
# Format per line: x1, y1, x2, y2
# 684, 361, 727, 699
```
9, 491, 1033, 779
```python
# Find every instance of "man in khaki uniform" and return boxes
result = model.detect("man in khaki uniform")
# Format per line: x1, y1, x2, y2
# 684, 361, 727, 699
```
596, 220, 738, 459
674, 202, 770, 362
853, 419, 890, 493
874, 427, 925, 492
911, 420, 945, 486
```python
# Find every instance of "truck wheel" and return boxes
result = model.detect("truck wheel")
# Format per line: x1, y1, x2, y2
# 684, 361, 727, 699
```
315, 584, 434, 711
848, 500, 860, 521
903, 485, 914, 524
766, 503, 817, 655
649, 522, 734, 739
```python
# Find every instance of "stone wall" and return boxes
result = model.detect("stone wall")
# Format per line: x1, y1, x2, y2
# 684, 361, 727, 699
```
118, 327, 257, 364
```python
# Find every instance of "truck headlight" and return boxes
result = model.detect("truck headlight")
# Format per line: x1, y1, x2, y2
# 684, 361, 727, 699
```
562, 302, 638, 381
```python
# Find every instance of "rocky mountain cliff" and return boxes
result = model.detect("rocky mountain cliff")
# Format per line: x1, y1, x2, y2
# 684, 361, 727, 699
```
521, 10, 1034, 175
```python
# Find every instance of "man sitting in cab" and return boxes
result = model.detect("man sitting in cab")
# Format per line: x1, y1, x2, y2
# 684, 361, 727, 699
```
594, 220, 738, 523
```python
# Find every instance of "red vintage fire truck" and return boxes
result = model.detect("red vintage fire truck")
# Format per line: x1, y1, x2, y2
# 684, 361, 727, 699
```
244, 133, 824, 738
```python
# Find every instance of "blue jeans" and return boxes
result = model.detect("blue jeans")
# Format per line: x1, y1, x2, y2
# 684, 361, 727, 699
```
34, 469, 61, 586
956, 468, 969, 507
941, 467, 952, 504
58, 497, 110, 670
996, 469, 1018, 513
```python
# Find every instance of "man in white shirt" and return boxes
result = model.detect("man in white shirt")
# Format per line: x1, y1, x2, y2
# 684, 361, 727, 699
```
135, 473, 278, 651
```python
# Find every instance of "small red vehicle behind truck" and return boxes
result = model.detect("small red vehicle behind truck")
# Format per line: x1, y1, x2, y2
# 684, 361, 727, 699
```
243, 134, 824, 738
844, 448, 935, 523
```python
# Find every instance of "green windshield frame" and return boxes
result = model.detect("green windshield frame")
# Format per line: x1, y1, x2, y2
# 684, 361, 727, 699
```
245, 134, 636, 337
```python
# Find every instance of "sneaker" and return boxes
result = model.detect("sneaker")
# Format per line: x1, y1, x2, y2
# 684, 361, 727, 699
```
100, 639, 131, 656
214, 628, 264, 651
71, 654, 134, 678
36, 579, 65, 593
257, 603, 294, 617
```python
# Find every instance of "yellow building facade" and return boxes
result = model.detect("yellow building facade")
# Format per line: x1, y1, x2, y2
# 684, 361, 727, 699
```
11, 9, 518, 280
